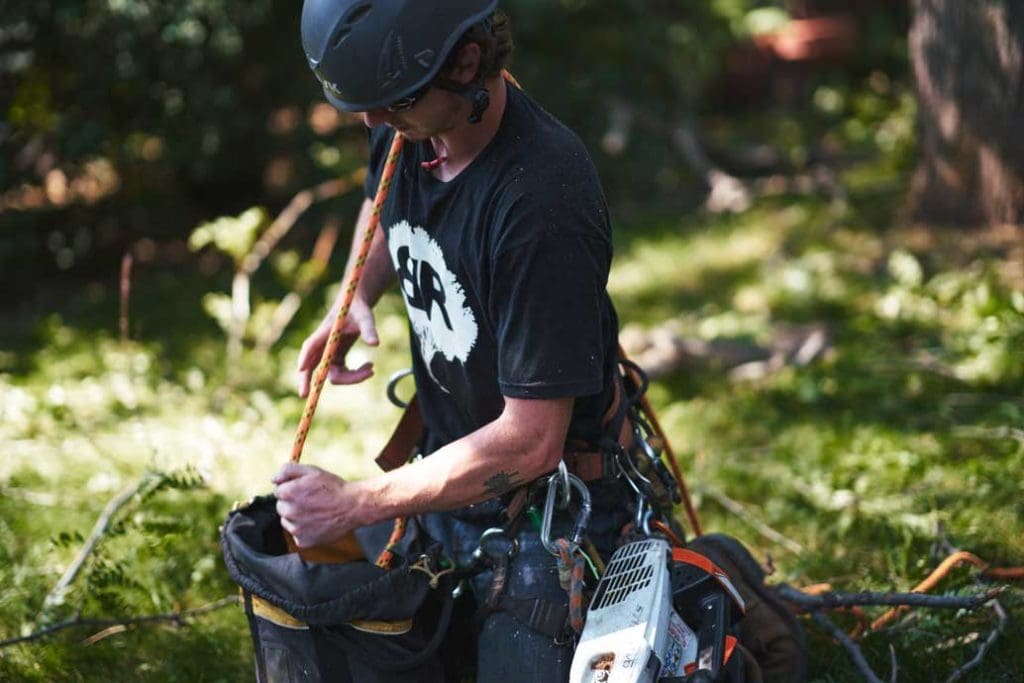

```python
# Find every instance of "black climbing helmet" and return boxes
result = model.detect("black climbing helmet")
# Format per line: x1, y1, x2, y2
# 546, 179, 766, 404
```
301, 0, 499, 112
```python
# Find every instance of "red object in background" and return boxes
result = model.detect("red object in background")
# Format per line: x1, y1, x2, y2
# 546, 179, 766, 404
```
753, 16, 858, 63
721, 14, 859, 107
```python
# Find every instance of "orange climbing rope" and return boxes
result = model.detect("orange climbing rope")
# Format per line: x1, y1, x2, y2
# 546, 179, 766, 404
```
290, 131, 405, 465
868, 550, 1019, 632
285, 131, 405, 567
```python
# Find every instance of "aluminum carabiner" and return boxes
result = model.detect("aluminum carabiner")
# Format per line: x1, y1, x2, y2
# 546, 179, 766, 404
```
540, 470, 592, 556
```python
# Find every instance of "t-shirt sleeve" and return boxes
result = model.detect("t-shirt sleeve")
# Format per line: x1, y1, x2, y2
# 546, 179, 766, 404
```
489, 189, 613, 399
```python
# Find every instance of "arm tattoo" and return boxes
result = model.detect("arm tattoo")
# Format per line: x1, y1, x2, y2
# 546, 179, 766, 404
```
483, 470, 523, 497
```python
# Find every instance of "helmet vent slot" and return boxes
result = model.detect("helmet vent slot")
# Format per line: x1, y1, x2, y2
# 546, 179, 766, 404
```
331, 3, 374, 49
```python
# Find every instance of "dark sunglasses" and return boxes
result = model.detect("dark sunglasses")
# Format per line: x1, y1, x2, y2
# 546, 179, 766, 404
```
385, 77, 469, 113
385, 82, 433, 113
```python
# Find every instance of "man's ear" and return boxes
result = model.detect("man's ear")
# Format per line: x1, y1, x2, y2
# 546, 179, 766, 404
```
447, 43, 482, 84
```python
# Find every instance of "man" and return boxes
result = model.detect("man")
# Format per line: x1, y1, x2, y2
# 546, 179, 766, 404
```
273, 1, 806, 681
275, 1, 635, 680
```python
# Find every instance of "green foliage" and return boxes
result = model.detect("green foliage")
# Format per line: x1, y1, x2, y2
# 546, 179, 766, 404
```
1, 1, 1015, 679
5, 170, 1023, 679
188, 207, 269, 264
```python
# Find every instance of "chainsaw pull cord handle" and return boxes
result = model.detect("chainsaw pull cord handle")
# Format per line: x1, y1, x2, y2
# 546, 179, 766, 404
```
290, 131, 405, 464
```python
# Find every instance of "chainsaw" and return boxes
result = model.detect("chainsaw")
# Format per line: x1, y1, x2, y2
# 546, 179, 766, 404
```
570, 538, 748, 683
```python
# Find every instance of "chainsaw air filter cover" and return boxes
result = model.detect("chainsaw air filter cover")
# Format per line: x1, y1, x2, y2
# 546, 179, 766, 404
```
570, 539, 697, 683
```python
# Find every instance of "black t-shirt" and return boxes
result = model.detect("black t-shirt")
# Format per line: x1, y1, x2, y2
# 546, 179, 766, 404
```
365, 84, 620, 455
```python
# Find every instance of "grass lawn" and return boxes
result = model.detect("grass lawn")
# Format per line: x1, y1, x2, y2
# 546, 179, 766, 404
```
2, 180, 1022, 680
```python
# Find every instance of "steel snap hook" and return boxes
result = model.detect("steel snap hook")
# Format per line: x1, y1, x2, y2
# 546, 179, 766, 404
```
541, 472, 592, 556
554, 460, 571, 509
472, 527, 519, 563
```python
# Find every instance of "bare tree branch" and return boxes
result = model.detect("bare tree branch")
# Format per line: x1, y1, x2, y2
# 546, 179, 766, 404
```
701, 486, 805, 554
607, 99, 752, 214
255, 217, 342, 353
0, 597, 239, 649
226, 169, 364, 361
239, 169, 365, 278
777, 584, 997, 611
943, 600, 1008, 683
42, 477, 148, 611
606, 100, 846, 214
812, 611, 885, 683
119, 251, 132, 342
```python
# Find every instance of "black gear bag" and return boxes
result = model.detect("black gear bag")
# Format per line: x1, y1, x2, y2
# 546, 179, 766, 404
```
221, 496, 453, 683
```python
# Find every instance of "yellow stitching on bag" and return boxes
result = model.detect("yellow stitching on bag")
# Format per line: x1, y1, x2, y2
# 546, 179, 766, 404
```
251, 595, 308, 630
348, 619, 414, 635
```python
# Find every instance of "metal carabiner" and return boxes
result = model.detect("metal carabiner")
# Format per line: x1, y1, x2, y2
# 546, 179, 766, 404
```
556, 460, 571, 509
472, 527, 519, 563
540, 471, 592, 556
386, 368, 415, 409
634, 495, 648, 533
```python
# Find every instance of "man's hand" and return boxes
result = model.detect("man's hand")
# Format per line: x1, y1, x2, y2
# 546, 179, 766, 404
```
296, 297, 379, 397
272, 463, 367, 548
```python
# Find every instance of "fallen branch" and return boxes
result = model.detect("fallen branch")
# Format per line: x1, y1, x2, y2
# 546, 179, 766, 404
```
812, 611, 884, 683
42, 477, 148, 611
942, 600, 1007, 683
0, 597, 239, 649
777, 584, 996, 611
606, 100, 846, 214
702, 486, 805, 555
951, 425, 1024, 444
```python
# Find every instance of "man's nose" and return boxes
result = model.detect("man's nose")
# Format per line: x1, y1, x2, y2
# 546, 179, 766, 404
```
362, 109, 391, 128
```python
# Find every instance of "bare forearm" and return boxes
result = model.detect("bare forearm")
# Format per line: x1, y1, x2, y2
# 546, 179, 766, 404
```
351, 399, 572, 526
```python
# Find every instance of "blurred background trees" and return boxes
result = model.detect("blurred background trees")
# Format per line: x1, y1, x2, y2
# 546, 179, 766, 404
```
2, 0, 916, 307
908, 0, 1024, 226
4, 3, 1024, 680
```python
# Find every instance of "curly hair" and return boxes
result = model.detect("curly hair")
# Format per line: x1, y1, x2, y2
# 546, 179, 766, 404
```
443, 10, 514, 79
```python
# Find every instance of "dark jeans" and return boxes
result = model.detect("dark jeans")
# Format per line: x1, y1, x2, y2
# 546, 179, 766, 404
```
425, 478, 635, 683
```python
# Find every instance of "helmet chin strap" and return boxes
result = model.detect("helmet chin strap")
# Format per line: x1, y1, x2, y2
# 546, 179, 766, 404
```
420, 72, 492, 170
434, 74, 490, 124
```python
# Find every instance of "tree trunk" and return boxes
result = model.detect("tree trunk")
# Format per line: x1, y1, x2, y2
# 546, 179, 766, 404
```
908, 1, 1024, 226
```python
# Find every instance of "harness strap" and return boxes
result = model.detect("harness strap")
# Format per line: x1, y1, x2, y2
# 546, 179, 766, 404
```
375, 392, 625, 483
376, 395, 424, 472
562, 368, 634, 481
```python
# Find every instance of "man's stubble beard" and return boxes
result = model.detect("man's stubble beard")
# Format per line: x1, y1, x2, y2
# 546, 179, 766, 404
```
392, 99, 464, 142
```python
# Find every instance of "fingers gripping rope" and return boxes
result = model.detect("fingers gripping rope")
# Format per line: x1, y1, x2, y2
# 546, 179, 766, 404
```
555, 538, 586, 634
